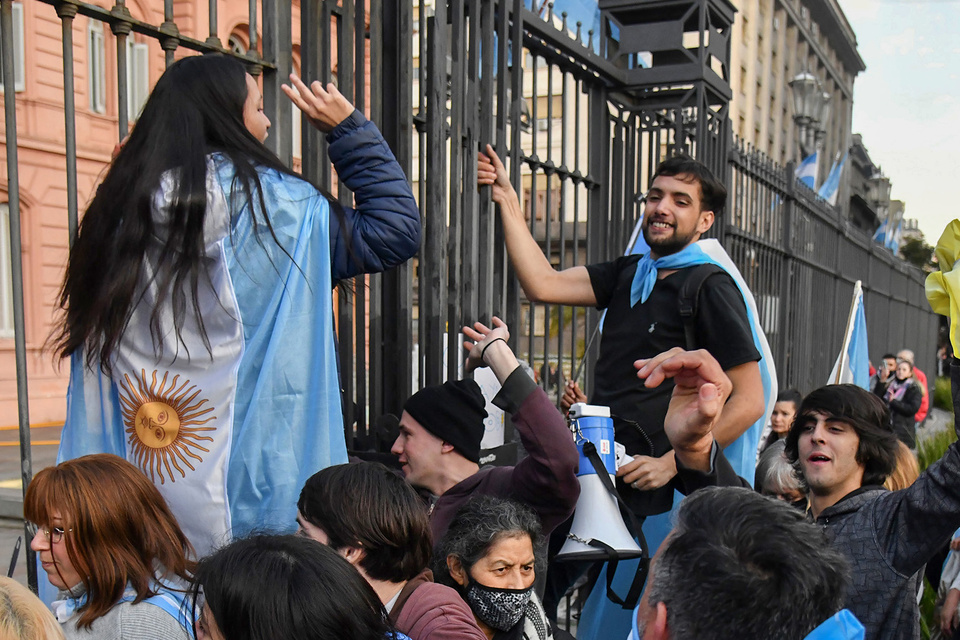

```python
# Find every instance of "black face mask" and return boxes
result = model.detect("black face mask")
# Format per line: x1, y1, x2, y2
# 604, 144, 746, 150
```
464, 579, 533, 632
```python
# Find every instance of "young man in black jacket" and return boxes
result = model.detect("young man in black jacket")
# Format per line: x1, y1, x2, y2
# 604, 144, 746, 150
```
639, 347, 960, 640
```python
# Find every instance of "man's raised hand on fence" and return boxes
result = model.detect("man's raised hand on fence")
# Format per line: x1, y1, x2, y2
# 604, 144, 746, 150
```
478, 145, 522, 212
635, 347, 732, 472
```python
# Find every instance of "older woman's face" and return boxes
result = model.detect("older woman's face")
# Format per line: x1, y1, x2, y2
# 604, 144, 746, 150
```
29, 511, 82, 591
468, 534, 536, 591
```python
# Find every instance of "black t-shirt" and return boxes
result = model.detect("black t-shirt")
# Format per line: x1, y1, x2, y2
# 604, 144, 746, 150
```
586, 255, 760, 514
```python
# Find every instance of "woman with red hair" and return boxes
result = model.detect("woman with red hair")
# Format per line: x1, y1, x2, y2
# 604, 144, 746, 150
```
24, 454, 195, 639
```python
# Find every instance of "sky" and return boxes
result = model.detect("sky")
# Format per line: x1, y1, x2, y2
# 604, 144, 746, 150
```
838, 0, 960, 244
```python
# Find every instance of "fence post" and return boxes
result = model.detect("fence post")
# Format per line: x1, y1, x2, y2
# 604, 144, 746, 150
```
777, 162, 795, 384
1, 0, 35, 592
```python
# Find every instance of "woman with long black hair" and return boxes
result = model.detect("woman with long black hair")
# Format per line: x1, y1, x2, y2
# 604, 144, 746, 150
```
51, 53, 420, 555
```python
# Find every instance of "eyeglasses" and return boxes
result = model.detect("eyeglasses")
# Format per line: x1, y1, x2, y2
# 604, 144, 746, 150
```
26, 523, 72, 544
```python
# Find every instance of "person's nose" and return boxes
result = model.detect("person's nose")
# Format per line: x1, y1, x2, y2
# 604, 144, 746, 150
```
30, 528, 48, 552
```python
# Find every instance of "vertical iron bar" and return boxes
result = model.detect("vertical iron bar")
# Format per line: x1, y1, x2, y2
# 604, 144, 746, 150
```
378, 0, 413, 413
301, 0, 323, 185
446, 0, 465, 383
207, 0, 220, 47
248, 0, 258, 52
262, 0, 293, 163
161, 0, 178, 67
57, 3, 79, 245
112, 3, 131, 139
2, 0, 35, 593
505, 0, 523, 348
584, 83, 608, 389
476, 0, 496, 322
424, 4, 449, 386
337, 0, 357, 435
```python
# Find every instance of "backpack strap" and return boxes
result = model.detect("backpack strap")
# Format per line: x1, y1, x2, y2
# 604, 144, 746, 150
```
677, 264, 725, 351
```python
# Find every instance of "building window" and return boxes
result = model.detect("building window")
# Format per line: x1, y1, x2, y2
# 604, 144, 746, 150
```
0, 2, 25, 92
126, 39, 150, 121
228, 34, 246, 55
88, 19, 106, 113
0, 204, 13, 339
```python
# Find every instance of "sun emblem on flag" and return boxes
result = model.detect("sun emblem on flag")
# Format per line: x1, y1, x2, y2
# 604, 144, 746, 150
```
119, 369, 217, 485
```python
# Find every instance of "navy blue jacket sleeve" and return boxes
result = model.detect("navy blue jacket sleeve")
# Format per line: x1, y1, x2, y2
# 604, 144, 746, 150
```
326, 110, 421, 280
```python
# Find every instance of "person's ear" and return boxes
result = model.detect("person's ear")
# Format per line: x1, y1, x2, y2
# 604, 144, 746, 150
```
646, 602, 670, 640
446, 555, 468, 587
440, 441, 457, 454
697, 208, 715, 234
340, 546, 366, 567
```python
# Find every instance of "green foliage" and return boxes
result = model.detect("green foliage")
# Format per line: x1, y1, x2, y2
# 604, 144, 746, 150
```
917, 425, 957, 473
920, 576, 937, 640
935, 376, 954, 412
917, 423, 956, 639
900, 237, 938, 273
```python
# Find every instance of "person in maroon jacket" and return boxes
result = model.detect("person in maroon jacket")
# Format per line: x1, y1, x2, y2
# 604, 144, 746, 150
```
297, 461, 486, 640
391, 317, 581, 544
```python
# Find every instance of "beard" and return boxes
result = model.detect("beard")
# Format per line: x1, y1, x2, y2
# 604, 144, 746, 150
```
641, 222, 700, 257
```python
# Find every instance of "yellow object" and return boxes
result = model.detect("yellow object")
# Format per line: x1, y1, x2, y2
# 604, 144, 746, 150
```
926, 219, 960, 354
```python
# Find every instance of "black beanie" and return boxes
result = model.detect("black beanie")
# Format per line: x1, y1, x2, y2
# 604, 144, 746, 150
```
403, 379, 488, 463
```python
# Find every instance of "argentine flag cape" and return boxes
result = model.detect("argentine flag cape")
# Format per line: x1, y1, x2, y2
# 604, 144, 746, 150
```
623, 232, 778, 478
59, 156, 346, 556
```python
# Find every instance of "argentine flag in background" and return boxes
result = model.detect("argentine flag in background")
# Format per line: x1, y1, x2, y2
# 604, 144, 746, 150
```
58, 156, 346, 557
818, 152, 848, 207
796, 151, 819, 189
828, 280, 870, 390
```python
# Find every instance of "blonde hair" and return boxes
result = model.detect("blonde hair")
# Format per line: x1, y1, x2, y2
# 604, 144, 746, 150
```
884, 441, 920, 491
0, 576, 65, 640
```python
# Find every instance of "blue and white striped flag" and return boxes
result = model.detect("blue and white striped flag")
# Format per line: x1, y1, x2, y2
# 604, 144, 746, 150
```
818, 152, 848, 206
796, 152, 818, 189
828, 281, 870, 390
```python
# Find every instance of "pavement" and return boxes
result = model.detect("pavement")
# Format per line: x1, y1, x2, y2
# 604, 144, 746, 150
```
0, 422, 62, 587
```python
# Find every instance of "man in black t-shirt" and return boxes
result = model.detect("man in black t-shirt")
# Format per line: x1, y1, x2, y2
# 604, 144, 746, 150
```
478, 147, 763, 516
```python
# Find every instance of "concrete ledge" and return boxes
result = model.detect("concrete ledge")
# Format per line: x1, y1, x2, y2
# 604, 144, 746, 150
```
0, 496, 22, 520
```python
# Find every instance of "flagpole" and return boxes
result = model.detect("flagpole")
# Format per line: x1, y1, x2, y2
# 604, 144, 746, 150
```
833, 280, 862, 384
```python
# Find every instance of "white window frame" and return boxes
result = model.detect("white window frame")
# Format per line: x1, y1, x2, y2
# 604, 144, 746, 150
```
0, 204, 14, 339
88, 19, 106, 113
0, 2, 26, 93
126, 39, 150, 121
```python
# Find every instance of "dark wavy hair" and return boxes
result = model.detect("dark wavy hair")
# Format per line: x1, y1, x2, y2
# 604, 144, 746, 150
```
23, 454, 195, 630
192, 535, 393, 640
433, 495, 545, 592
646, 487, 848, 640
652, 154, 727, 216
297, 462, 432, 582
53, 53, 342, 374
784, 384, 899, 486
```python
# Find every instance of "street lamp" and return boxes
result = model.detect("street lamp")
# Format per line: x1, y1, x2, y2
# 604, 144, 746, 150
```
814, 91, 831, 148
788, 72, 825, 160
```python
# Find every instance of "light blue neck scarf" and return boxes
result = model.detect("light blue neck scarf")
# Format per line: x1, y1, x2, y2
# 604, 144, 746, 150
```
629, 243, 717, 307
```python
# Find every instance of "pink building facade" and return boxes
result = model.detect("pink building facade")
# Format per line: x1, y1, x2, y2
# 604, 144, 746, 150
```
0, 0, 314, 428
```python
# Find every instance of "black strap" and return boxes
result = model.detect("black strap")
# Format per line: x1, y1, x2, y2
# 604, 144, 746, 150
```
579, 441, 650, 609
677, 264, 724, 350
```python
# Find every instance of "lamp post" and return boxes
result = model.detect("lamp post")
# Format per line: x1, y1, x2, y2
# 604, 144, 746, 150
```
788, 72, 822, 158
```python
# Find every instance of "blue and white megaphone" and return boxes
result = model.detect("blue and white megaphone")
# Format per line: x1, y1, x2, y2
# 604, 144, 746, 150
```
556, 403, 644, 561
